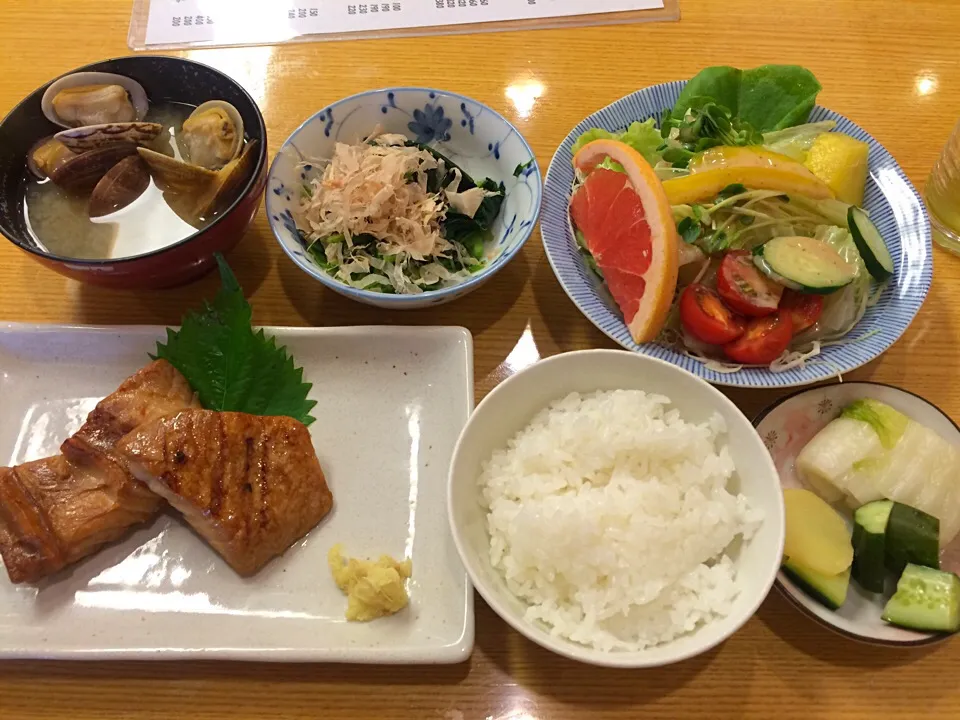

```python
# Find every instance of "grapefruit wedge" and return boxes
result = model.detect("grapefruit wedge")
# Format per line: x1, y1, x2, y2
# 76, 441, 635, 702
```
570, 139, 679, 343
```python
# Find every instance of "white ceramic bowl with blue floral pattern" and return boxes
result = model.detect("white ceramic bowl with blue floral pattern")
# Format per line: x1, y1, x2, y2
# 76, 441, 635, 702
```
266, 87, 541, 309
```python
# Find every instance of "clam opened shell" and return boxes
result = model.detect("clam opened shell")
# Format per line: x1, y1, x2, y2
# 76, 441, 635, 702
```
88, 155, 150, 218
180, 100, 245, 170
55, 122, 162, 152
41, 71, 150, 128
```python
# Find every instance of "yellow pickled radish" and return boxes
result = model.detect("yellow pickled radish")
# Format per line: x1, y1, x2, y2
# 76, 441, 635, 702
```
783, 487, 854, 576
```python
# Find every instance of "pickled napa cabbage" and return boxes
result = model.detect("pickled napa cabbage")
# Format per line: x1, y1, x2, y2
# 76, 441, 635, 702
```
796, 399, 960, 544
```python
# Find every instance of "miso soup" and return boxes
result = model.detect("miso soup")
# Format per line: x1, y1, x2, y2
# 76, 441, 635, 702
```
23, 101, 252, 261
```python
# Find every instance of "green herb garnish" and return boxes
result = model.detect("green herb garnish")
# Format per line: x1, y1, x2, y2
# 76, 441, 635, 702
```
716, 183, 748, 201
659, 101, 763, 168
677, 216, 702, 244
154, 255, 317, 425
701, 229, 730, 255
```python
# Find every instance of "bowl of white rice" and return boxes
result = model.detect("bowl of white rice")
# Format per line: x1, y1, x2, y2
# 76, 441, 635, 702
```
447, 349, 784, 667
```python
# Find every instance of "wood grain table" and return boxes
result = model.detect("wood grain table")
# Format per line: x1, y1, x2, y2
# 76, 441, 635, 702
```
2, 0, 960, 717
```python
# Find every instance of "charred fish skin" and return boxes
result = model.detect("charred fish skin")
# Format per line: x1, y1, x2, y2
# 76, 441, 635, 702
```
0, 454, 159, 584
0, 459, 69, 584
66, 358, 200, 458
0, 360, 199, 585
118, 409, 333, 576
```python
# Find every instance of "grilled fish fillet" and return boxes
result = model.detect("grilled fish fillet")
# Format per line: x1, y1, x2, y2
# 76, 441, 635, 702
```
0, 360, 199, 584
63, 357, 201, 464
118, 409, 333, 576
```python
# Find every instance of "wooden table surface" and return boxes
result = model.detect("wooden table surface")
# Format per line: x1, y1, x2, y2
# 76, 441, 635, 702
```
2, 0, 960, 717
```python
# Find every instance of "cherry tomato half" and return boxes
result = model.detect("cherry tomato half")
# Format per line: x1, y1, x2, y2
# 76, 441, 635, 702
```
716, 250, 784, 317
780, 289, 824, 334
680, 283, 746, 345
723, 312, 794, 365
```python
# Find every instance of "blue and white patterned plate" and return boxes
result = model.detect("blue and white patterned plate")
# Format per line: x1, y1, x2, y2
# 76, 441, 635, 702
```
541, 81, 932, 388
267, 87, 541, 309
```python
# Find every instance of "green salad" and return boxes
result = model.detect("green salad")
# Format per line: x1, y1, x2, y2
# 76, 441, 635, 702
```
569, 65, 892, 373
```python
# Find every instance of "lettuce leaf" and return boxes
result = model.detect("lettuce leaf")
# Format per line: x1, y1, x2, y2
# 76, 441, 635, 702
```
597, 157, 625, 173
618, 120, 663, 164
571, 127, 615, 154
739, 65, 822, 132
673, 66, 743, 119
672, 65, 821, 133
571, 119, 662, 165
762, 121, 837, 162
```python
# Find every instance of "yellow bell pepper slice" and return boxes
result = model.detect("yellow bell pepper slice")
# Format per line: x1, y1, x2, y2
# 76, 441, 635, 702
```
664, 146, 835, 205
688, 146, 811, 173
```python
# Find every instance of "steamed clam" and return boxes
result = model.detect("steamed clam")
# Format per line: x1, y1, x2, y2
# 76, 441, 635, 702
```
138, 139, 257, 224
27, 137, 75, 179
41, 72, 149, 128
137, 147, 218, 196
34, 71, 155, 216
210, 140, 257, 213
30, 72, 253, 226
55, 122, 162, 153
180, 100, 244, 170
48, 144, 139, 194
89, 156, 150, 219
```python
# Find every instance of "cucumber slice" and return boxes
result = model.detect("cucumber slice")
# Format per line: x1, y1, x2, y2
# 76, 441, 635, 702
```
882, 564, 960, 632
752, 254, 803, 292
852, 500, 893, 592
783, 556, 850, 610
886, 502, 940, 575
754, 236, 857, 294
848, 206, 894, 281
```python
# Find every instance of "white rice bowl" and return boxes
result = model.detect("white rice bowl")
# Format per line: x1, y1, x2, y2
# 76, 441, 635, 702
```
479, 389, 763, 652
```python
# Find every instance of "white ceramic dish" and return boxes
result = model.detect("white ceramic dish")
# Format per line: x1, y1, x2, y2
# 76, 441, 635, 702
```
755, 382, 960, 647
447, 349, 785, 668
0, 323, 474, 662
267, 86, 542, 309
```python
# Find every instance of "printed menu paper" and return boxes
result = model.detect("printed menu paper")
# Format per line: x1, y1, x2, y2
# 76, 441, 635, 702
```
143, 0, 666, 47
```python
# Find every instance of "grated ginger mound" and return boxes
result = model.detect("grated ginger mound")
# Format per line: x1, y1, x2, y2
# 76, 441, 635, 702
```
328, 544, 413, 622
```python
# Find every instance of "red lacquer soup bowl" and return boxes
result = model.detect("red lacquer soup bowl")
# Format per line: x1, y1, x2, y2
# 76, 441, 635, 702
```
0, 55, 267, 289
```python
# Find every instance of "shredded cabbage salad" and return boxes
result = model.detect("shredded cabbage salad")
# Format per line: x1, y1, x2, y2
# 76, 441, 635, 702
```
294, 132, 505, 294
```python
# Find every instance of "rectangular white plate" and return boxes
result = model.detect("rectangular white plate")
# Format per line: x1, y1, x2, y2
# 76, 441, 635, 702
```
0, 324, 474, 662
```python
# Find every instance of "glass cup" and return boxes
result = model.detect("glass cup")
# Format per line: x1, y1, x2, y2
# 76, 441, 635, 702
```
926, 119, 960, 256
